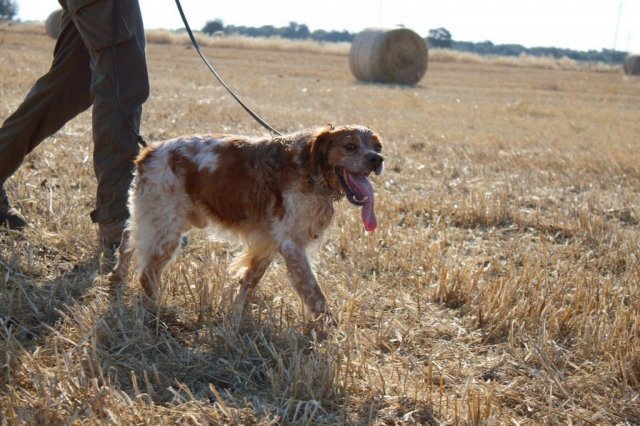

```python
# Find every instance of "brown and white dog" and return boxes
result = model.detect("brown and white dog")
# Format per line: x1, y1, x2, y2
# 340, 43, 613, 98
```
108, 125, 383, 322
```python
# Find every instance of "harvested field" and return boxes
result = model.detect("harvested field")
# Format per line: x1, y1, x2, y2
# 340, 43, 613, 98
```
1, 24, 639, 424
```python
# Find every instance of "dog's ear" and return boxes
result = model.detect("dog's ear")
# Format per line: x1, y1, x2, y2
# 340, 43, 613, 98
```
309, 126, 337, 175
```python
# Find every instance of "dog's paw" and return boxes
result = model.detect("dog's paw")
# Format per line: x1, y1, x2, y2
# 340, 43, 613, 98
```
303, 311, 337, 339
321, 311, 338, 329
106, 271, 125, 287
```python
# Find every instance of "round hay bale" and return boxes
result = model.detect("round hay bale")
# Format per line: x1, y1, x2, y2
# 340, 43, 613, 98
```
349, 28, 428, 85
623, 54, 640, 76
45, 9, 63, 39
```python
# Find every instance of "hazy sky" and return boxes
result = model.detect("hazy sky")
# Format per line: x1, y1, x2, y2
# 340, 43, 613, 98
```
14, 0, 640, 52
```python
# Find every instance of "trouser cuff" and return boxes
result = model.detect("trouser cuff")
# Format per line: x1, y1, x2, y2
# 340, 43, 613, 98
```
90, 208, 128, 224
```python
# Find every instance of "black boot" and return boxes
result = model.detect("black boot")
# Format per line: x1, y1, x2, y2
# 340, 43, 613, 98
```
0, 184, 28, 230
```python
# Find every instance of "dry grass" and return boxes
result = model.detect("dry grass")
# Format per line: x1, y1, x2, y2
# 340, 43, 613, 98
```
1, 23, 640, 424
145, 29, 352, 56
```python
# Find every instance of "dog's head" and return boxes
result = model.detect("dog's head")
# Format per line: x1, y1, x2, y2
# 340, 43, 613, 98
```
309, 125, 384, 232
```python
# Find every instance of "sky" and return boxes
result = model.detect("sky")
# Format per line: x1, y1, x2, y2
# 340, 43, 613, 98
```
13, 0, 640, 53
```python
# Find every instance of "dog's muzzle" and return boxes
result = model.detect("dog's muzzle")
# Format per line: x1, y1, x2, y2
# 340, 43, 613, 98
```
367, 152, 384, 175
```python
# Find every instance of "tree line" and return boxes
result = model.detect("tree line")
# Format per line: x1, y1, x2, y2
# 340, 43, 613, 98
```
203, 20, 353, 43
450, 40, 627, 64
427, 27, 627, 64
203, 20, 628, 64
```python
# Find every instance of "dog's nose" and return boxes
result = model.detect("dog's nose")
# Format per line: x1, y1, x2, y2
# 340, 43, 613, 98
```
367, 152, 384, 170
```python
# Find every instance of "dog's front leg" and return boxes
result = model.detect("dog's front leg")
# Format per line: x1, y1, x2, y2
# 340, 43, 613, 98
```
238, 256, 272, 305
279, 239, 333, 323
107, 229, 132, 288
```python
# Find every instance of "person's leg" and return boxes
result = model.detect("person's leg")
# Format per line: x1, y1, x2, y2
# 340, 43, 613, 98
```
68, 0, 149, 247
0, 10, 92, 229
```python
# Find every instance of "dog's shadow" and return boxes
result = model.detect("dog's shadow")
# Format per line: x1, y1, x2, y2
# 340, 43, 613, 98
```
86, 288, 340, 413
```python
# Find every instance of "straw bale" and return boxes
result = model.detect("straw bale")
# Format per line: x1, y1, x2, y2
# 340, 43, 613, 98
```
349, 28, 428, 85
623, 54, 640, 75
45, 9, 63, 39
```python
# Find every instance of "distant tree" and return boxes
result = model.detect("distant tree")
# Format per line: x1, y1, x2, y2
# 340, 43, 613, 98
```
312, 29, 353, 43
257, 25, 278, 38
202, 19, 224, 35
310, 29, 327, 41
474, 40, 495, 55
427, 27, 452, 48
498, 44, 525, 57
330, 30, 353, 42
0, 0, 18, 21
283, 22, 310, 40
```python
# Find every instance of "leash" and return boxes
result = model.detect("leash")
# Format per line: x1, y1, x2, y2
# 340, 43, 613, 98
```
174, 0, 282, 137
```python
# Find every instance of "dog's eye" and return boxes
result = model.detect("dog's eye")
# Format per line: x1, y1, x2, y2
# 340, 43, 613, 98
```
344, 143, 356, 152
373, 144, 382, 153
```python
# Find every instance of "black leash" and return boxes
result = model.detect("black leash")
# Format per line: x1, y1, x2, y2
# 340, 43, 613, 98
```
174, 0, 282, 137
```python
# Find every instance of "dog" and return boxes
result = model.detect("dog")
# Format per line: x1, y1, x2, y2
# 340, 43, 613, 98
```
108, 124, 384, 323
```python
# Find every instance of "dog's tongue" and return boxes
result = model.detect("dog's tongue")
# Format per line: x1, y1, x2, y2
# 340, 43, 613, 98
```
347, 172, 377, 232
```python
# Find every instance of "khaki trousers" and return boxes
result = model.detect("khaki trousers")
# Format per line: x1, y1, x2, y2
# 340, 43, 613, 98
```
0, 0, 149, 224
